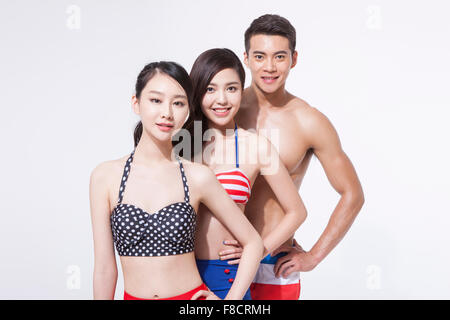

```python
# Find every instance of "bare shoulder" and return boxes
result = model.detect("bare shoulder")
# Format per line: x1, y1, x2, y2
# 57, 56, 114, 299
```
177, 159, 216, 186
90, 155, 129, 187
288, 96, 337, 138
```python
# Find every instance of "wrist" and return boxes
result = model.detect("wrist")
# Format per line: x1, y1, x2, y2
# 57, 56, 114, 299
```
308, 249, 323, 268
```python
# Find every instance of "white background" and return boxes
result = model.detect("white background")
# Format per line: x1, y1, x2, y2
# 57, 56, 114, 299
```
0, 0, 449, 299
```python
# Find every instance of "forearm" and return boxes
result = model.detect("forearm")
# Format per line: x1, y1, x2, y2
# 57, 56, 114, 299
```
224, 236, 264, 300
309, 191, 364, 265
262, 210, 306, 257
93, 269, 118, 300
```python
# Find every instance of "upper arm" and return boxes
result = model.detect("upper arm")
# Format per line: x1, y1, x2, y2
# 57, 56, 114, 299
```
305, 109, 363, 197
195, 165, 260, 246
89, 163, 117, 273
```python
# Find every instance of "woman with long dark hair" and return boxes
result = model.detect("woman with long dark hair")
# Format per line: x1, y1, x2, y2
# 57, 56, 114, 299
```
90, 61, 263, 300
185, 49, 307, 299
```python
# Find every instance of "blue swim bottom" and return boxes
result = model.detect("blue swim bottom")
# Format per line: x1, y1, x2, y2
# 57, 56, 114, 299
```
196, 259, 252, 300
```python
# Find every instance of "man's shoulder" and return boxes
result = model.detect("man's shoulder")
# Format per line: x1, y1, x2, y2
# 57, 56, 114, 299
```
240, 88, 333, 132
287, 96, 328, 126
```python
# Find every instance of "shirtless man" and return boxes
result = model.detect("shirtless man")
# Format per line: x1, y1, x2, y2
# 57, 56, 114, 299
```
220, 14, 365, 299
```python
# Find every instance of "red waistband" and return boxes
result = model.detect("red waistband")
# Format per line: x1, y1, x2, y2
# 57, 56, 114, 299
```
124, 283, 208, 300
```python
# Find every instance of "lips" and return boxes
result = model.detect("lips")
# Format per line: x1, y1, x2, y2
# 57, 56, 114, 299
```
156, 123, 174, 132
261, 76, 279, 84
211, 107, 232, 117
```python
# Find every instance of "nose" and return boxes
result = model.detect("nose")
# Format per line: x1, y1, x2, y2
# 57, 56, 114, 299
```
161, 102, 174, 120
216, 89, 228, 105
263, 58, 276, 73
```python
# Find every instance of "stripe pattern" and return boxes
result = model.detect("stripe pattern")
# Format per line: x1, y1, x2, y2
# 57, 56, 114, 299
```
251, 263, 301, 300
215, 168, 251, 204
251, 251, 301, 300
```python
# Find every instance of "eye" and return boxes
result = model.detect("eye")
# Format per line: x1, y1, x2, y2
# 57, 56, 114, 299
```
276, 55, 286, 60
254, 55, 263, 60
206, 87, 215, 93
150, 98, 161, 103
227, 86, 238, 92
174, 101, 185, 107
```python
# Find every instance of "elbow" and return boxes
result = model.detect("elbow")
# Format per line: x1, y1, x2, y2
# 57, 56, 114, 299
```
344, 187, 365, 214
94, 263, 118, 278
299, 208, 307, 226
256, 233, 265, 256
93, 269, 117, 281
354, 188, 365, 211
359, 192, 365, 210
249, 231, 265, 257
290, 206, 307, 228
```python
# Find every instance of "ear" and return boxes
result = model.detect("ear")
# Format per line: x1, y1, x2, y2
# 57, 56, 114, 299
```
131, 95, 140, 115
243, 51, 249, 68
290, 50, 298, 69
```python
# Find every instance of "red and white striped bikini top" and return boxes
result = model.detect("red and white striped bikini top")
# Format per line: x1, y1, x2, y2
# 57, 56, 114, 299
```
214, 124, 252, 205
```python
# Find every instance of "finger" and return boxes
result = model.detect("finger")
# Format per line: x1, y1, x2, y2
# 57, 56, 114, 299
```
227, 258, 240, 265
219, 249, 234, 256
219, 253, 242, 261
272, 245, 293, 256
223, 240, 241, 247
281, 263, 296, 279
207, 293, 221, 300
276, 261, 293, 278
273, 255, 292, 277
191, 290, 209, 300
219, 248, 243, 256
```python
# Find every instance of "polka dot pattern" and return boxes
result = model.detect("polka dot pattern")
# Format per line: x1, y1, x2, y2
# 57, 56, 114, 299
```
110, 151, 196, 257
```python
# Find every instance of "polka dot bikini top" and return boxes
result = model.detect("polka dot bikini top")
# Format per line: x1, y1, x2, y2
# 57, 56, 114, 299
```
110, 151, 197, 257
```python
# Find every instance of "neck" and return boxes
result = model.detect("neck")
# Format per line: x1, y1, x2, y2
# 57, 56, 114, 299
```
134, 130, 174, 165
204, 119, 237, 168
206, 118, 236, 138
250, 81, 290, 109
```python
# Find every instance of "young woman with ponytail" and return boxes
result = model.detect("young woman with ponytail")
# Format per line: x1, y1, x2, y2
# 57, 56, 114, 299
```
89, 61, 263, 300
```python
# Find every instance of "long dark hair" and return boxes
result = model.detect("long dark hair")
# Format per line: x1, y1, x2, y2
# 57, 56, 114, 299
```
133, 61, 193, 147
184, 48, 245, 158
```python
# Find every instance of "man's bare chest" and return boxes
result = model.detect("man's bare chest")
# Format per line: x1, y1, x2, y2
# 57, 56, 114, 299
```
239, 109, 309, 174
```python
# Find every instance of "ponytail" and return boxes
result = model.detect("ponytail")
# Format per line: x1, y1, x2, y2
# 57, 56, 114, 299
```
133, 121, 143, 147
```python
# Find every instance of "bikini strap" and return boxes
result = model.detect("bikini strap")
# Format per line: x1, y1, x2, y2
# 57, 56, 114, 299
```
117, 151, 135, 205
234, 123, 239, 168
176, 157, 190, 203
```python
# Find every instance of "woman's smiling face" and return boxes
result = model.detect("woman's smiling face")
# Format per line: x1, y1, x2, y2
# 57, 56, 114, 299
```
201, 68, 242, 128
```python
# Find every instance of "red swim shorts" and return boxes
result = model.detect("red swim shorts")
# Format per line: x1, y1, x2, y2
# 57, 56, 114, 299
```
124, 283, 208, 300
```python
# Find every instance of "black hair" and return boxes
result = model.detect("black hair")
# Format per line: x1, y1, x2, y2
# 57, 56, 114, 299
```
244, 14, 296, 54
184, 48, 245, 157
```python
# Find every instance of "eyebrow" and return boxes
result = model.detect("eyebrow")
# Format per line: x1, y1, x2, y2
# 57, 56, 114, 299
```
209, 81, 241, 86
148, 90, 187, 99
252, 50, 289, 55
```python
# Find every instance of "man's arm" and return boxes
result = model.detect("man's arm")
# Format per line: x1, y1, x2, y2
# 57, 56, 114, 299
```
274, 107, 364, 277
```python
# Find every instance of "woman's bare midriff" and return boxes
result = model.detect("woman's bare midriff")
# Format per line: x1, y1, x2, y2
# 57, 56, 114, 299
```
195, 204, 245, 260
120, 252, 203, 299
